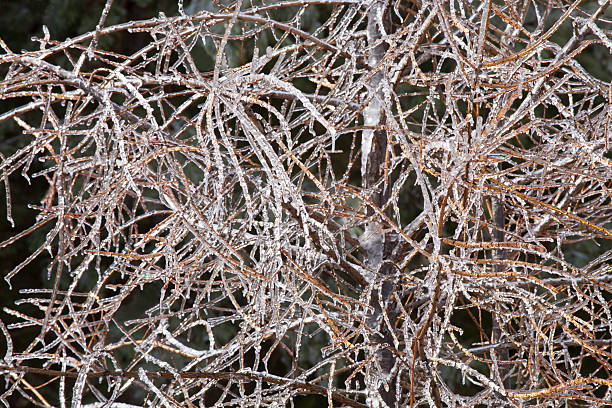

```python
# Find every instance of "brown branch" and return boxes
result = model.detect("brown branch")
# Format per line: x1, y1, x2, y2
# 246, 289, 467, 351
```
0, 365, 366, 408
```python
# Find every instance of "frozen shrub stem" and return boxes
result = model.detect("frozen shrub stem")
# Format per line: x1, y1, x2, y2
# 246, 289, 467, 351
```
0, 0, 611, 406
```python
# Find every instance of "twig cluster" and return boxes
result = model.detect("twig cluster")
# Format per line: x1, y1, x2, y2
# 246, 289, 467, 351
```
1, 0, 611, 406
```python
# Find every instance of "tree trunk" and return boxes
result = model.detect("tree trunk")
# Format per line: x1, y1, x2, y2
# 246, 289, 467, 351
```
362, 1, 397, 406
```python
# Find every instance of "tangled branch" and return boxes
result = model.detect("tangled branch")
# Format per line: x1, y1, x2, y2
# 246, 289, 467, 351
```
1, 0, 611, 406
